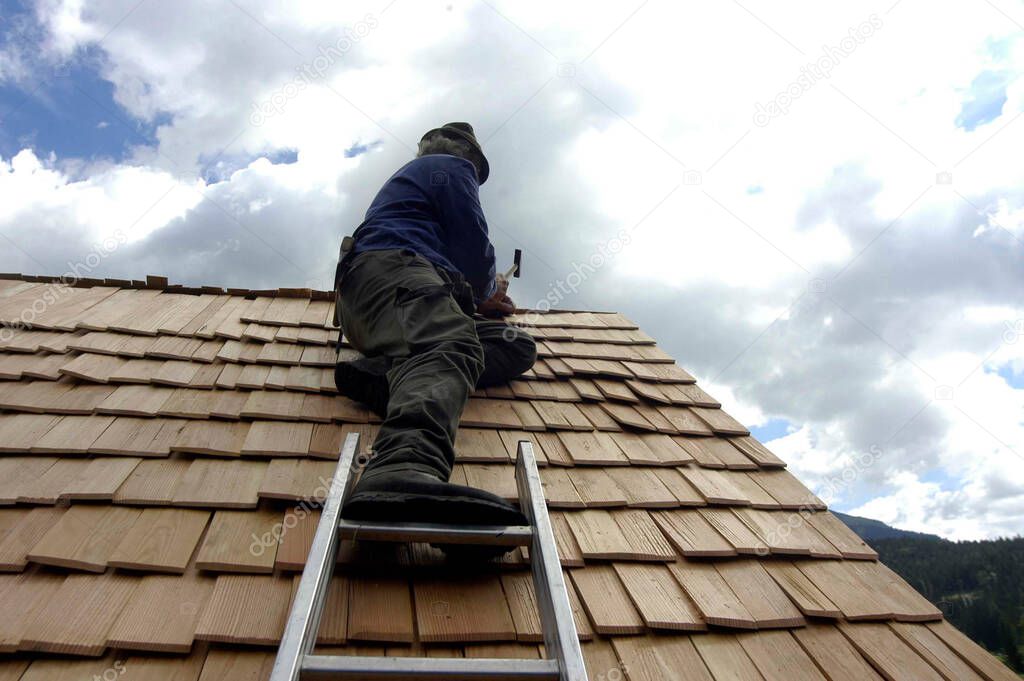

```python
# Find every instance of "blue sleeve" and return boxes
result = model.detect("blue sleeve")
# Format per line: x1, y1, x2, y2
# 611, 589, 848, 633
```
432, 158, 497, 303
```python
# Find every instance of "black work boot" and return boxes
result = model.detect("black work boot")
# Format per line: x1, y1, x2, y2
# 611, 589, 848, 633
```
334, 356, 390, 417
342, 467, 527, 560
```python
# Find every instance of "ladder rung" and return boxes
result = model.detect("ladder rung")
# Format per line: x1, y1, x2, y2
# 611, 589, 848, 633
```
338, 519, 533, 546
302, 654, 560, 680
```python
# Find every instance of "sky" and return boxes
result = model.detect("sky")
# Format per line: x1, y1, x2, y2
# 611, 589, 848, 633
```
1, 0, 1022, 540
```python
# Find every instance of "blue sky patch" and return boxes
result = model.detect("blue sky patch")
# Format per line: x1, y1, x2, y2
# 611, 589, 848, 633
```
955, 69, 1008, 132
344, 140, 382, 158
0, 3, 160, 163
199, 148, 299, 184
750, 417, 791, 442
994, 362, 1024, 389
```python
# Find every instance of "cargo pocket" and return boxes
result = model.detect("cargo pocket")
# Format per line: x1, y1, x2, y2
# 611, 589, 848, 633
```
394, 283, 475, 355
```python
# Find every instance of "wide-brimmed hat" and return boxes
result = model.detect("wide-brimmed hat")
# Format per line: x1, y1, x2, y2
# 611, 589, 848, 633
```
420, 122, 490, 184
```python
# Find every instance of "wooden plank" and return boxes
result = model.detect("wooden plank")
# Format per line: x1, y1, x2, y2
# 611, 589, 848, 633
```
309, 574, 350, 645
239, 390, 306, 421
611, 508, 676, 561
690, 634, 764, 680
96, 385, 174, 417
576, 402, 619, 431
651, 509, 736, 557
60, 457, 142, 500
698, 507, 769, 555
655, 406, 715, 435
606, 467, 678, 508
557, 431, 628, 466
172, 459, 268, 509
762, 562, 842, 619
600, 402, 657, 431
890, 622, 986, 681
667, 559, 757, 629
109, 358, 164, 383
172, 420, 249, 457
614, 563, 706, 631
500, 572, 543, 642
803, 511, 878, 560
538, 468, 585, 508
731, 435, 787, 467
107, 508, 210, 573
851, 561, 942, 622
454, 428, 510, 463
611, 635, 714, 681
27, 505, 141, 572
90, 417, 184, 457
0, 456, 59, 503
106, 570, 215, 653
737, 630, 828, 681
926, 620, 1021, 681
564, 510, 632, 560
692, 406, 749, 435
113, 459, 190, 505
688, 437, 758, 470
16, 460, 90, 504
568, 564, 645, 635
0, 507, 64, 570
747, 470, 825, 509
679, 466, 750, 505
258, 459, 337, 501
549, 512, 585, 567
194, 574, 292, 645
196, 509, 281, 573
348, 576, 414, 642
197, 650, 275, 681
20, 571, 139, 655
152, 360, 200, 386
57, 353, 124, 382
792, 625, 885, 680
728, 472, 782, 508
275, 508, 319, 571
30, 415, 115, 454
797, 560, 894, 621
0, 571, 64, 652
567, 468, 628, 507
461, 464, 517, 502
240, 420, 314, 456
837, 622, 945, 681
715, 560, 807, 628
651, 468, 705, 506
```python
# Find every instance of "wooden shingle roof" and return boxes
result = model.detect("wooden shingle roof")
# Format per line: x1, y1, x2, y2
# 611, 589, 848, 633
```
0, 274, 1017, 680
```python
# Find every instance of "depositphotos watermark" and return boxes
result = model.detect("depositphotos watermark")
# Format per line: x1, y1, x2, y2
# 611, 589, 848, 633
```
753, 14, 883, 127
250, 14, 378, 126
0, 229, 128, 343
504, 228, 633, 339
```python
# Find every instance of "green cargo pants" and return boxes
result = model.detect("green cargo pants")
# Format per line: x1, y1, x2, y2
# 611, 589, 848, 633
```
335, 248, 536, 479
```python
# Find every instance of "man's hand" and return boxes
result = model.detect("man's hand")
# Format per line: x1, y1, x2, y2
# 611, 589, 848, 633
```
477, 274, 515, 317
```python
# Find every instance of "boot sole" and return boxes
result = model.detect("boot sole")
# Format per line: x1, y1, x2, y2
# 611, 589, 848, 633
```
343, 489, 526, 527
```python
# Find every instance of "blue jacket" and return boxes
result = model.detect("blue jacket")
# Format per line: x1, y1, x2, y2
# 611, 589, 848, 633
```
352, 155, 497, 303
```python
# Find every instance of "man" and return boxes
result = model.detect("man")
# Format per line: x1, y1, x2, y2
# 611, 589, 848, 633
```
333, 122, 536, 531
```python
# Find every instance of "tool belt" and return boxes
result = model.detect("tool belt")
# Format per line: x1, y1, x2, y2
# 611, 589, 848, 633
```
332, 226, 477, 327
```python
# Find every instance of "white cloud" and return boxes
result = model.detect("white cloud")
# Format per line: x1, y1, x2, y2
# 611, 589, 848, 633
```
1, 0, 1023, 538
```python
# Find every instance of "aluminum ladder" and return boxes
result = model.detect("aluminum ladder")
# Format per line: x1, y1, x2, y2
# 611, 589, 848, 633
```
270, 432, 589, 681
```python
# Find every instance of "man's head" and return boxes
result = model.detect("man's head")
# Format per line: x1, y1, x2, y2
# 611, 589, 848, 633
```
417, 122, 490, 184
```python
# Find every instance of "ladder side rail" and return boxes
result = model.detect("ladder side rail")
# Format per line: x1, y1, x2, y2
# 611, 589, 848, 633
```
270, 432, 362, 681
515, 441, 589, 681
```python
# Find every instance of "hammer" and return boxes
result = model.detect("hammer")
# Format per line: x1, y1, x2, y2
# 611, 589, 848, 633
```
502, 249, 523, 282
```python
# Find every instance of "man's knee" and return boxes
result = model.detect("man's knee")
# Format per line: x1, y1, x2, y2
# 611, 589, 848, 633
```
503, 326, 537, 375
